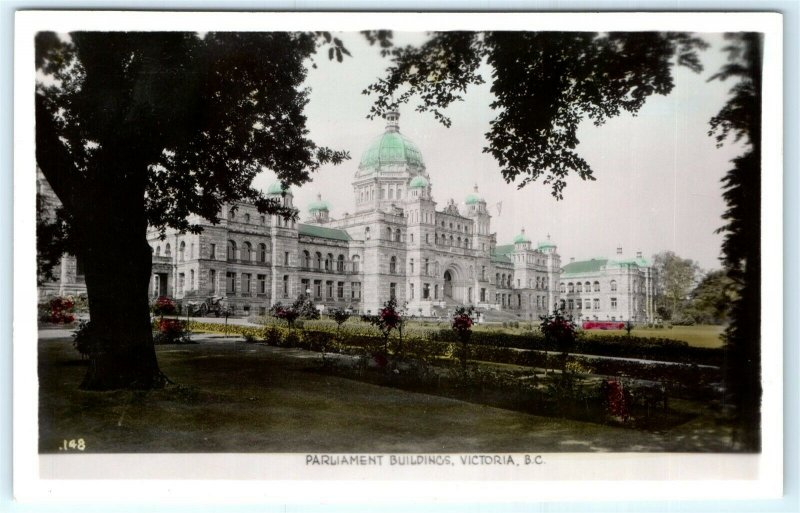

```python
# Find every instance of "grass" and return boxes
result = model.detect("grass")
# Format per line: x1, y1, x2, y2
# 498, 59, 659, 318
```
581, 325, 726, 348
38, 328, 736, 453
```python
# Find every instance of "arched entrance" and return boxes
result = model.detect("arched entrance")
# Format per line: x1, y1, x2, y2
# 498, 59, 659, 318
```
443, 270, 453, 298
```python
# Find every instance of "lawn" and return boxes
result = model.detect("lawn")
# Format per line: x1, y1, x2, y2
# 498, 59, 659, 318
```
581, 325, 726, 348
38, 328, 735, 453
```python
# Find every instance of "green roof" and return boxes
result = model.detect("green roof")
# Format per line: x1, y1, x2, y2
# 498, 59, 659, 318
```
537, 241, 556, 249
359, 131, 425, 171
308, 199, 331, 213
298, 224, 351, 242
409, 175, 429, 188
561, 258, 609, 275
491, 244, 514, 264
513, 232, 531, 244
465, 193, 482, 205
618, 257, 652, 267
267, 181, 290, 195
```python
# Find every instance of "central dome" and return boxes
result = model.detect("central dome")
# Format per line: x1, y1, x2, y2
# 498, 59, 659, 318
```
358, 112, 425, 174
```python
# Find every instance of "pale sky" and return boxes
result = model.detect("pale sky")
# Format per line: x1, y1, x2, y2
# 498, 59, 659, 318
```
253, 32, 744, 271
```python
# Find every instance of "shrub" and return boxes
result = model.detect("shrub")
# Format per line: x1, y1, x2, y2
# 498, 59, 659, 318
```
153, 318, 191, 344
43, 296, 76, 324
264, 325, 283, 346
152, 296, 176, 317
71, 320, 93, 358
283, 331, 301, 348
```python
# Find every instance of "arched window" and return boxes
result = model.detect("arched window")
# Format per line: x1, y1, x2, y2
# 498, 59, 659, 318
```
501, 273, 506, 287
303, 250, 311, 268
242, 241, 252, 261
337, 255, 345, 272
457, 237, 461, 247
244, 213, 251, 224
496, 273, 500, 285
387, 227, 393, 240
315, 252, 322, 269
155, 245, 161, 256
465, 238, 469, 248
389, 256, 397, 274
435, 261, 440, 275
560, 283, 566, 293
410, 233, 414, 244
593, 281, 600, 292
365, 227, 371, 240
260, 215, 266, 225
449, 235, 454, 246
394, 229, 401, 242
325, 253, 333, 271
165, 243, 171, 257
228, 208, 236, 221
585, 282, 591, 292
577, 283, 583, 293
259, 243, 267, 263
227, 240, 236, 261
179, 241, 186, 262
352, 255, 360, 273
610, 280, 617, 292
568, 282, 574, 293
435, 233, 439, 244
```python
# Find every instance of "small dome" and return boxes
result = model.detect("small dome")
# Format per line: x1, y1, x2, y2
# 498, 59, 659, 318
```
267, 181, 290, 195
465, 184, 483, 205
308, 193, 330, 213
537, 234, 556, 249
513, 228, 531, 244
409, 175, 429, 188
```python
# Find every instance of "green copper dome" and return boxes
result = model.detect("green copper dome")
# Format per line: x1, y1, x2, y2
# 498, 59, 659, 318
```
537, 241, 556, 249
513, 229, 531, 244
409, 175, 429, 188
465, 184, 483, 205
359, 131, 425, 172
267, 181, 290, 195
308, 194, 330, 213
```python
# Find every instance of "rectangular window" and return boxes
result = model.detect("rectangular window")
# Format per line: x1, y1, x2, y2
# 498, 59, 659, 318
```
210, 269, 216, 293
593, 298, 600, 310
410, 258, 414, 274
480, 288, 486, 302
314, 280, 322, 299
209, 244, 216, 259
178, 273, 185, 294
423, 283, 430, 299
243, 273, 252, 294
257, 274, 267, 294
326, 280, 334, 299
611, 297, 617, 310
568, 299, 574, 310
410, 283, 415, 299
190, 270, 195, 290
351, 281, 361, 300
284, 251, 289, 265
424, 259, 429, 276
283, 275, 289, 298
434, 284, 439, 299
390, 283, 396, 300
301, 278, 310, 296
226, 272, 236, 294
337, 282, 344, 299
585, 299, 591, 310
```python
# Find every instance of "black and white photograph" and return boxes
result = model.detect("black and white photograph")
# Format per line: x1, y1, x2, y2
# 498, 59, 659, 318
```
11, 10, 785, 504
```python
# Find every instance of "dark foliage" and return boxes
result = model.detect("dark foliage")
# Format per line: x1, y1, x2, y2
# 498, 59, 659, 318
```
708, 33, 763, 450
364, 31, 707, 198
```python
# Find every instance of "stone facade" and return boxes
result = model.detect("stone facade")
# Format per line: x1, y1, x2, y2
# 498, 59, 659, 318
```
37, 113, 657, 323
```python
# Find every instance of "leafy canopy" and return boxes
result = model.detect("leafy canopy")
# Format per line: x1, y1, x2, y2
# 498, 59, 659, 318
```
363, 31, 707, 198
35, 31, 349, 240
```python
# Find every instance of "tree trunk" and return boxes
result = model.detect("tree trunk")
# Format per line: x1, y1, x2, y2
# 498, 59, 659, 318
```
78, 199, 166, 390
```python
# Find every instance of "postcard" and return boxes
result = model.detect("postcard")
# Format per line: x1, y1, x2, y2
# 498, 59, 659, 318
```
13, 10, 783, 504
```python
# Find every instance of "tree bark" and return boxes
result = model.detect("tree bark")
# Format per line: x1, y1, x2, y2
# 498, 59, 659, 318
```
79, 222, 165, 390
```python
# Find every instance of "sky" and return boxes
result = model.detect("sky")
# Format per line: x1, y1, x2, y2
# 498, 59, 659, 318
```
253, 32, 744, 271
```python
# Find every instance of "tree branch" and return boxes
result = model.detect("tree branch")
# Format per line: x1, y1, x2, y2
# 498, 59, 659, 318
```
35, 93, 83, 214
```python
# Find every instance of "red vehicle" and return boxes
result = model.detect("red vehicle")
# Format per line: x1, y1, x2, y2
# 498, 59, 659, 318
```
582, 321, 626, 330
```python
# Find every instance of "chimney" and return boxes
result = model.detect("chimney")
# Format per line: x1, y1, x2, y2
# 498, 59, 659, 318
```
616, 246, 623, 256
570, 257, 575, 263
636, 251, 642, 259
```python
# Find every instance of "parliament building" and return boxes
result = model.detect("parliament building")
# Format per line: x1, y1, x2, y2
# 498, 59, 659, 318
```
39, 112, 657, 323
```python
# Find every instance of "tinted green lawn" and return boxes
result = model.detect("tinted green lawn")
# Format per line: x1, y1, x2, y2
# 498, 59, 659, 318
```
582, 325, 726, 348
